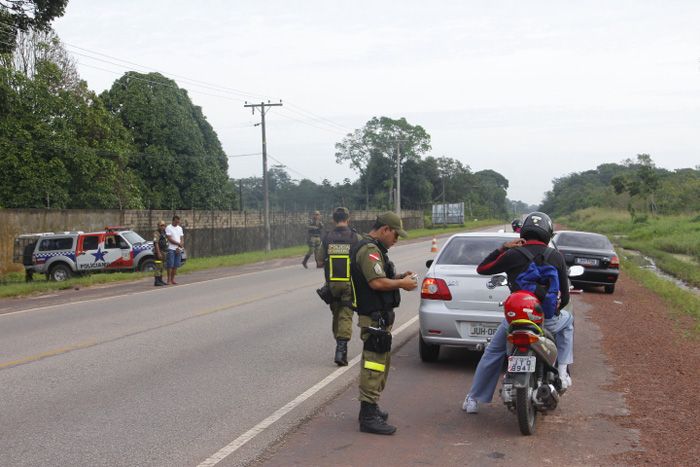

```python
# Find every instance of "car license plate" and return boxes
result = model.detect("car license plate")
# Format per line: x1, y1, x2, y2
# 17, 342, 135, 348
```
469, 323, 499, 337
575, 257, 599, 266
508, 356, 536, 373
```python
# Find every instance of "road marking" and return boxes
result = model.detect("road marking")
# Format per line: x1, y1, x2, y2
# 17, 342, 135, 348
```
0, 341, 96, 369
197, 314, 419, 467
195, 297, 264, 316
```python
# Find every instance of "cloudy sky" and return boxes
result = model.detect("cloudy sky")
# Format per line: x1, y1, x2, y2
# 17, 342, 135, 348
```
52, 0, 700, 205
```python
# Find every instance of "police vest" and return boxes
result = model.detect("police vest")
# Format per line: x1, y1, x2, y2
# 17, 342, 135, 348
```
156, 231, 169, 250
322, 227, 358, 282
350, 237, 401, 316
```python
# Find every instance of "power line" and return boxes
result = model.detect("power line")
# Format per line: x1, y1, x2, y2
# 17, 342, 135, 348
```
1, 18, 354, 135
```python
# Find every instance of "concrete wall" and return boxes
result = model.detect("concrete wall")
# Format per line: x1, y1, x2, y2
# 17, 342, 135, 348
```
1, 209, 424, 274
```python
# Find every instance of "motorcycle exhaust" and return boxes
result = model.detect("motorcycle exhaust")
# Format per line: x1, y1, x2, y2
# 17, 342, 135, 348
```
535, 384, 559, 409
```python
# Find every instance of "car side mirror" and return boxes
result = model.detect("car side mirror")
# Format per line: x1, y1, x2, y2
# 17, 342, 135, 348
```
426, 259, 434, 268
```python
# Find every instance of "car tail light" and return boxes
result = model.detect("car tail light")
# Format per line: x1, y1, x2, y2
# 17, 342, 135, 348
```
507, 332, 539, 347
610, 256, 620, 268
421, 278, 452, 301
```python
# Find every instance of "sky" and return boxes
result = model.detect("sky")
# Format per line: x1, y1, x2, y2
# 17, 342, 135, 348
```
51, 0, 700, 206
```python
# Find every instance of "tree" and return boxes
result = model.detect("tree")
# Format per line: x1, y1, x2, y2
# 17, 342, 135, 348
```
0, 0, 68, 54
0, 27, 79, 89
0, 60, 143, 209
335, 117, 431, 209
101, 72, 236, 210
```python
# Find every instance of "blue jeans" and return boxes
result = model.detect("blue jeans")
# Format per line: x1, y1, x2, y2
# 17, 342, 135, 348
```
468, 310, 574, 403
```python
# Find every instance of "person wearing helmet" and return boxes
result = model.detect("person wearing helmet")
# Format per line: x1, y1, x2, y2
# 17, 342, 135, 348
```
461, 211, 574, 414
511, 218, 523, 233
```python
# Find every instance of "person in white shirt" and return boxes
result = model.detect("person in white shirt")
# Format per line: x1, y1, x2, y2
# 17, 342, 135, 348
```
165, 215, 184, 285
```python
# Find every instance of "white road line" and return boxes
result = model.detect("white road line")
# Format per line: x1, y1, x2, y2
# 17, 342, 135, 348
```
197, 314, 420, 467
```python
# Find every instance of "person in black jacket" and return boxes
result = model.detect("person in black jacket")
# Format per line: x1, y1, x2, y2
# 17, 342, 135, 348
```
462, 212, 574, 414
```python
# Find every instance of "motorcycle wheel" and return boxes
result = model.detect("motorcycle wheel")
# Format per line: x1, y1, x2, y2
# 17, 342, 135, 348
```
516, 371, 537, 435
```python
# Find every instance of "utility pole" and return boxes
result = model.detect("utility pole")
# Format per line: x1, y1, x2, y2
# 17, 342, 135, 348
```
388, 139, 407, 218
245, 100, 282, 253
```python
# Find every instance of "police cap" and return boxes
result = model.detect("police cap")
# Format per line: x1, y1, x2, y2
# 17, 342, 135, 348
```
376, 212, 409, 238
334, 207, 349, 214
158, 220, 166, 226
314, 210, 321, 215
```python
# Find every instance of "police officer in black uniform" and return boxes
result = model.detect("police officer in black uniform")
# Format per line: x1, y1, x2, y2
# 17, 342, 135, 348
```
350, 212, 417, 435
316, 207, 361, 366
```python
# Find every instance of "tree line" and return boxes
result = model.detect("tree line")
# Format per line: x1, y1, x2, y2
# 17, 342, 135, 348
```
1, 4, 530, 219
540, 154, 700, 219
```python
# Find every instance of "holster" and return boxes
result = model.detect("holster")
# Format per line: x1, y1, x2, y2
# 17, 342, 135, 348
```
364, 310, 394, 353
364, 329, 392, 353
316, 285, 334, 305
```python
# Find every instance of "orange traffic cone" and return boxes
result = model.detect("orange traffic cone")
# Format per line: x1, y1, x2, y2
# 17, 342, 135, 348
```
430, 235, 438, 253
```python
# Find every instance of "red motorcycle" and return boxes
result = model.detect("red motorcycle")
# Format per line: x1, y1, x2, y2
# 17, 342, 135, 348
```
488, 265, 583, 435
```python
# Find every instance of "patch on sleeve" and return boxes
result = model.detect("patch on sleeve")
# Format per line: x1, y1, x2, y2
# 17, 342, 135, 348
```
368, 253, 380, 261
374, 263, 382, 275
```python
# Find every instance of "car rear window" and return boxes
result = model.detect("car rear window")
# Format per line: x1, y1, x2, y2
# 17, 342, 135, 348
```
38, 237, 74, 251
556, 233, 611, 249
436, 237, 506, 265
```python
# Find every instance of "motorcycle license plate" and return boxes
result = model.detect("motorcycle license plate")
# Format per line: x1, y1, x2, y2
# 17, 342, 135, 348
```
508, 356, 536, 373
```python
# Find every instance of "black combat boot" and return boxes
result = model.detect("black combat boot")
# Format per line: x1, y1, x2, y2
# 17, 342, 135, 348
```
359, 401, 396, 435
154, 277, 165, 286
358, 404, 388, 421
302, 255, 310, 268
334, 339, 349, 366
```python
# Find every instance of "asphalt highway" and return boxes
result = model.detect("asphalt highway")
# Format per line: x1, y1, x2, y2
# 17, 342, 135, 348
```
0, 236, 435, 466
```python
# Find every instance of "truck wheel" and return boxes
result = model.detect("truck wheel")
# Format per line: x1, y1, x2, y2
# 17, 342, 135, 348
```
140, 259, 156, 272
49, 264, 73, 282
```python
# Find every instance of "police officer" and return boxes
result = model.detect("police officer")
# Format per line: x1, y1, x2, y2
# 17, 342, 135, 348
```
316, 207, 361, 366
350, 212, 417, 435
302, 210, 324, 268
153, 220, 169, 286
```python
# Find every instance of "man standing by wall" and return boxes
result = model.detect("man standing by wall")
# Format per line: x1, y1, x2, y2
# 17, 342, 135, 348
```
153, 220, 169, 286
350, 212, 417, 435
302, 210, 323, 268
316, 207, 361, 366
165, 215, 184, 285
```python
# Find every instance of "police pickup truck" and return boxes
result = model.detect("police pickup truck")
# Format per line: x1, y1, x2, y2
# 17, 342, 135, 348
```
13, 226, 163, 282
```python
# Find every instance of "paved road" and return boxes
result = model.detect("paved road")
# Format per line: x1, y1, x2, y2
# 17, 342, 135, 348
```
0, 229, 638, 466
254, 299, 638, 467
0, 237, 434, 467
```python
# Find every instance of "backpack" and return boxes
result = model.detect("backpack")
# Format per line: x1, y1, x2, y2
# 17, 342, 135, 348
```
513, 248, 560, 319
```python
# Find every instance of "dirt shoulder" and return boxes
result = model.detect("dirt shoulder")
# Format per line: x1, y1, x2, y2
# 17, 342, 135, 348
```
581, 271, 700, 466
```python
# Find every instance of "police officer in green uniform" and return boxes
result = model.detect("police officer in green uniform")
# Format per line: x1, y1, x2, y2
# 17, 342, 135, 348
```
153, 220, 169, 286
302, 210, 324, 268
350, 212, 417, 435
316, 207, 361, 366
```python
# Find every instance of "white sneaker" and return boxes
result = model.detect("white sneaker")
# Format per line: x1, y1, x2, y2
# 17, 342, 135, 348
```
560, 374, 572, 391
462, 396, 478, 414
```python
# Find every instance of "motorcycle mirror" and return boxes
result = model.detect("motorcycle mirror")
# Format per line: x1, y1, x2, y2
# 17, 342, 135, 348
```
568, 265, 585, 277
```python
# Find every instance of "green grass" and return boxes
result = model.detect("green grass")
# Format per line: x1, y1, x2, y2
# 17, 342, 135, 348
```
0, 220, 503, 299
619, 255, 700, 334
559, 207, 700, 330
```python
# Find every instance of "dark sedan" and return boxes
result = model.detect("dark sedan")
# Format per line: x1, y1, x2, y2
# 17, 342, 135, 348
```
552, 230, 619, 294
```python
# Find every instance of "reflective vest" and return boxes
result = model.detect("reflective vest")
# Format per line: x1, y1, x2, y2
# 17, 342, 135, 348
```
350, 237, 401, 317
322, 226, 358, 282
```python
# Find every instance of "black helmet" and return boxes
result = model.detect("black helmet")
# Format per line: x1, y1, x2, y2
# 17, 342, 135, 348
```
520, 212, 553, 244
511, 218, 523, 232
